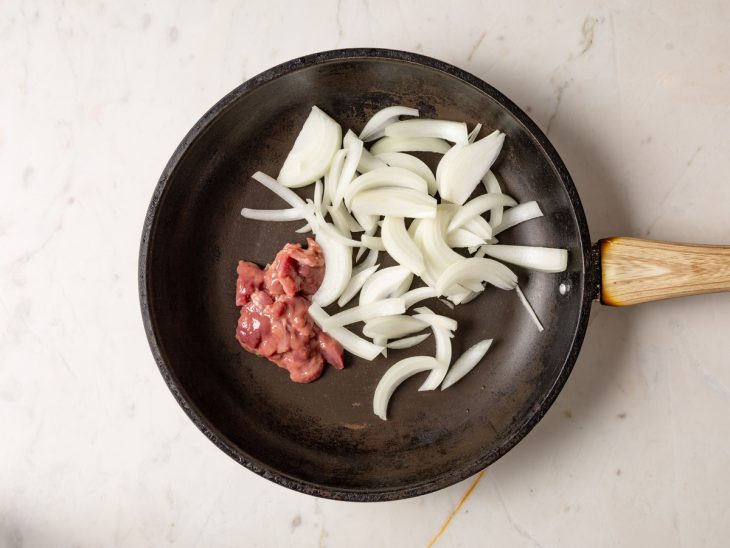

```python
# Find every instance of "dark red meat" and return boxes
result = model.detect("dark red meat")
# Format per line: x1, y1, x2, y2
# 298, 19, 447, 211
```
235, 238, 344, 383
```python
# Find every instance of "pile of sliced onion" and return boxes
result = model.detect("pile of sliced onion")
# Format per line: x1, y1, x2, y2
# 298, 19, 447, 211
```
239, 104, 569, 420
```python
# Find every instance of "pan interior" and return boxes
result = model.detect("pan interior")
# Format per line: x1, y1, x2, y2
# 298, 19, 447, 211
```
143, 55, 588, 497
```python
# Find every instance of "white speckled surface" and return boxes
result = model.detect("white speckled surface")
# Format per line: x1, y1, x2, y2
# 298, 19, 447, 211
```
2, 1, 730, 546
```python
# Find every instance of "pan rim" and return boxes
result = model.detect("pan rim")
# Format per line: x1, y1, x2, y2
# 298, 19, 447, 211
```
138, 47, 594, 502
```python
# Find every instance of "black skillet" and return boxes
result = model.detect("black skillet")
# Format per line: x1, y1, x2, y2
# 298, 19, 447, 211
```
139, 48, 730, 501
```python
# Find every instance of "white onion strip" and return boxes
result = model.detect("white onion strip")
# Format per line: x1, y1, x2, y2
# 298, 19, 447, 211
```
363, 315, 428, 339
436, 257, 518, 294
447, 194, 516, 233
311, 233, 352, 307
412, 307, 458, 331
414, 306, 454, 391
400, 286, 437, 308
481, 244, 568, 273
375, 152, 437, 195
359, 266, 412, 305
386, 333, 431, 349
381, 216, 425, 275
370, 136, 451, 155
373, 356, 441, 420
343, 167, 429, 207
322, 298, 406, 329
350, 188, 437, 219
353, 248, 379, 271
333, 131, 363, 207
327, 203, 357, 236
241, 204, 313, 221
359, 106, 420, 142
250, 171, 306, 207
337, 264, 379, 307
482, 170, 504, 228
446, 229, 486, 248
308, 303, 383, 360
515, 285, 544, 332
360, 234, 385, 251
325, 149, 347, 205
384, 119, 469, 145
278, 106, 342, 188
436, 130, 505, 205
492, 201, 544, 236
467, 123, 482, 144
441, 339, 494, 390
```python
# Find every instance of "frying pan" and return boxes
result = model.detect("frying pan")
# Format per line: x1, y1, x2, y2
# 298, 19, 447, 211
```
139, 48, 730, 501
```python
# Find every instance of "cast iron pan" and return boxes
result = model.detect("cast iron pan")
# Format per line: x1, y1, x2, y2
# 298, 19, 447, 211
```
139, 48, 730, 501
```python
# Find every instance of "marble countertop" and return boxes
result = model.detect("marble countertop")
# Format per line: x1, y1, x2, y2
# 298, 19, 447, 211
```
2, 0, 730, 546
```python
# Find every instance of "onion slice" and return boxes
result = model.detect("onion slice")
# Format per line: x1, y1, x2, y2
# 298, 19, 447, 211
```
467, 123, 482, 144
370, 136, 451, 155
386, 333, 431, 349
440, 339, 494, 390
350, 188, 437, 219
413, 306, 454, 391
278, 106, 342, 188
311, 233, 352, 307
515, 285, 544, 332
381, 216, 425, 275
373, 356, 442, 420
325, 149, 347, 205
337, 264, 379, 307
412, 307, 458, 331
359, 106, 420, 142
384, 119, 469, 145
375, 152, 437, 195
482, 170, 504, 227
322, 298, 406, 329
333, 131, 363, 207
359, 265, 412, 305
343, 166, 429, 207
480, 244, 568, 273
435, 257, 518, 294
447, 194, 516, 233
363, 315, 428, 339
492, 201, 544, 236
241, 204, 313, 222
360, 235, 385, 251
250, 171, 306, 207
436, 130, 505, 204
308, 304, 384, 360
446, 228, 487, 248
400, 286, 438, 308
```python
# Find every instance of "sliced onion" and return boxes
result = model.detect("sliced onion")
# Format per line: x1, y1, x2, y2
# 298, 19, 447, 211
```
359, 265, 412, 305
322, 298, 406, 329
363, 315, 428, 339
352, 209, 379, 234
481, 244, 568, 273
359, 106, 420, 142
381, 216, 425, 275
447, 194, 516, 233
440, 339, 494, 390
370, 136, 451, 155
412, 307, 458, 331
375, 152, 437, 195
400, 286, 437, 308
295, 223, 312, 234
343, 167, 429, 208
313, 179, 324, 216
492, 201, 544, 236
311, 233, 352, 307
309, 211, 367, 247
337, 264, 379, 307
327, 203, 359, 236
482, 170, 504, 227
386, 333, 431, 349
308, 303, 384, 360
439, 298, 455, 309
278, 106, 342, 188
515, 285, 544, 332
392, 271, 413, 297
350, 188, 437, 219
467, 123, 482, 144
373, 336, 388, 357
325, 149, 347, 205
358, 148, 387, 173
384, 119, 468, 145
353, 248, 379, 271
446, 228, 486, 248
333, 131, 363, 207
413, 306, 453, 391
436, 257, 518, 294
241, 204, 313, 221
373, 356, 441, 420
437, 130, 505, 204
361, 234, 385, 251
250, 171, 306, 207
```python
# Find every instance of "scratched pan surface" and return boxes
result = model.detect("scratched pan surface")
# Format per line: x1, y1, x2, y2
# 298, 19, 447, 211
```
139, 49, 594, 501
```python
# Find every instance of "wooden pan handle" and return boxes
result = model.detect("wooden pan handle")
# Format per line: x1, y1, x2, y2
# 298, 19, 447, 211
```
600, 237, 730, 306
